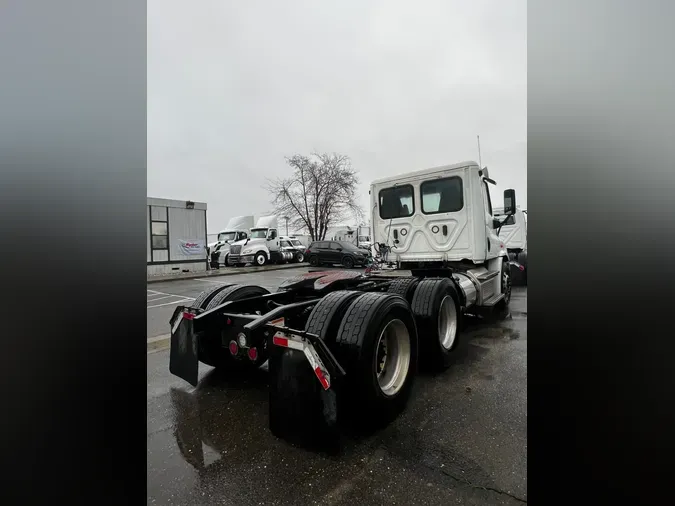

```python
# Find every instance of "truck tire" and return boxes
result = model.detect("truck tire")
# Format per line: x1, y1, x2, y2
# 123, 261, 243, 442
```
411, 278, 461, 371
254, 251, 268, 266
332, 292, 418, 427
190, 283, 233, 310
199, 284, 270, 370
386, 277, 420, 305
268, 290, 362, 444
309, 255, 319, 267
295, 252, 305, 263
492, 259, 512, 320
305, 290, 363, 343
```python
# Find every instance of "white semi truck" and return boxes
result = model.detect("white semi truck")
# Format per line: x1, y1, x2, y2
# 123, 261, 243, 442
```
208, 215, 255, 269
169, 160, 519, 444
227, 215, 295, 267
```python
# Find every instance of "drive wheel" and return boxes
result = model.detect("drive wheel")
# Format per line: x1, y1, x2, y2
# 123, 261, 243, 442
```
269, 290, 362, 443
333, 292, 418, 428
411, 278, 461, 372
386, 277, 420, 305
492, 260, 512, 320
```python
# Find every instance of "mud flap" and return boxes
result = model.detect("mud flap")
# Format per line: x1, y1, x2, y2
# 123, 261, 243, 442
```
169, 312, 200, 387
268, 348, 340, 449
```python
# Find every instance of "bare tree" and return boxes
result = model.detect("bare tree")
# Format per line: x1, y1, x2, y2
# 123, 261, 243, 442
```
266, 152, 362, 241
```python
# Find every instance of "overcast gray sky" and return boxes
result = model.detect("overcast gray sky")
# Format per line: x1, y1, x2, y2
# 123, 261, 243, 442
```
148, 0, 526, 234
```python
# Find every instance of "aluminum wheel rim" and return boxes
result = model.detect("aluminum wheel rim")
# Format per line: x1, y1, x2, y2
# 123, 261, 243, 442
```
375, 318, 411, 397
256, 254, 265, 265
297, 253, 304, 262
438, 296, 458, 350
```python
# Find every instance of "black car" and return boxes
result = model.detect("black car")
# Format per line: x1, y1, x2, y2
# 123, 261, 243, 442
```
305, 240, 369, 268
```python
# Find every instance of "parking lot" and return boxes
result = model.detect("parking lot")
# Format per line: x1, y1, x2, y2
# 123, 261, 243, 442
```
147, 268, 527, 505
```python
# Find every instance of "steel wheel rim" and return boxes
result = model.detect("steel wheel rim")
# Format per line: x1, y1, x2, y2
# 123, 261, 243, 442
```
438, 296, 458, 350
375, 318, 411, 397
256, 254, 265, 265
297, 253, 304, 263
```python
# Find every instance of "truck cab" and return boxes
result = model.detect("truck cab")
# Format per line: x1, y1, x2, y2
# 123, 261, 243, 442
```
228, 215, 292, 266
371, 161, 508, 266
371, 161, 517, 307
208, 216, 255, 268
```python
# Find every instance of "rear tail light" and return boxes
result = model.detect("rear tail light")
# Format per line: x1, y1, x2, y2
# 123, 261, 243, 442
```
229, 341, 238, 355
305, 249, 311, 255
247, 347, 258, 361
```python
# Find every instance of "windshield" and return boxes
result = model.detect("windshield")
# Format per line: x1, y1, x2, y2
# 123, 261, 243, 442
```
217, 232, 236, 242
280, 240, 291, 248
291, 240, 303, 247
250, 229, 268, 239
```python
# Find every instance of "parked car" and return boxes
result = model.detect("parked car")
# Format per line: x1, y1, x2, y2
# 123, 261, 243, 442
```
304, 240, 369, 268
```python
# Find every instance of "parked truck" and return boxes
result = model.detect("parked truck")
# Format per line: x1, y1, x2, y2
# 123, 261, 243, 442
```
169, 160, 518, 442
227, 215, 295, 267
493, 207, 527, 285
208, 215, 255, 268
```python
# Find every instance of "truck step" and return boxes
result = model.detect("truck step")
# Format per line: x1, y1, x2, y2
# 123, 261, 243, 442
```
476, 271, 499, 282
481, 293, 505, 307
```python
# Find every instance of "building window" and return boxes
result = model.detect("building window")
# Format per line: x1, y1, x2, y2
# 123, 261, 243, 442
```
421, 176, 464, 214
150, 207, 168, 250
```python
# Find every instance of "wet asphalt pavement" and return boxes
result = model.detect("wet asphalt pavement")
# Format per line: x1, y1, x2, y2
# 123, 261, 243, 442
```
147, 271, 527, 505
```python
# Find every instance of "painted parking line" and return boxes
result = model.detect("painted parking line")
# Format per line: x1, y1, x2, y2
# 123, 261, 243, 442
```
146, 294, 177, 302
147, 297, 195, 309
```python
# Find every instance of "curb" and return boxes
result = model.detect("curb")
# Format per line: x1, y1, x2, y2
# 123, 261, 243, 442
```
147, 334, 171, 353
147, 263, 306, 284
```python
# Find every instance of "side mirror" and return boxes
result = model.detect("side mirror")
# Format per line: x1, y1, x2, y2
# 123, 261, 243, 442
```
503, 189, 516, 215
493, 218, 501, 229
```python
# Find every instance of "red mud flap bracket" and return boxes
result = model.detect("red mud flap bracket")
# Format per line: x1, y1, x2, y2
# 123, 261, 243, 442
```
272, 332, 331, 390
508, 260, 525, 271
169, 310, 200, 387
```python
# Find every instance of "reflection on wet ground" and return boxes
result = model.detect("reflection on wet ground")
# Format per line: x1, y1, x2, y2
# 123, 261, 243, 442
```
147, 287, 527, 505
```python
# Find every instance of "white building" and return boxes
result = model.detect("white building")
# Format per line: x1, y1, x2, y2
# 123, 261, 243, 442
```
147, 197, 208, 276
